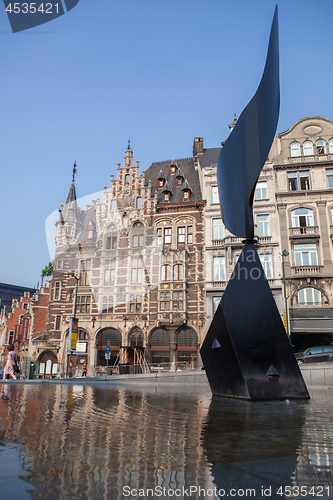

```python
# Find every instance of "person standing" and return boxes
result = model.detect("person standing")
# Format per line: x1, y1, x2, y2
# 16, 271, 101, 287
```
2, 344, 17, 381
82, 361, 88, 377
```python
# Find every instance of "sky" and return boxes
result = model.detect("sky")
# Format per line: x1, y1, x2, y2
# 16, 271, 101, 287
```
1, 0, 333, 288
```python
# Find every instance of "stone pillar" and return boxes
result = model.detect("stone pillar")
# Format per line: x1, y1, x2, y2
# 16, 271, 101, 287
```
316, 201, 333, 274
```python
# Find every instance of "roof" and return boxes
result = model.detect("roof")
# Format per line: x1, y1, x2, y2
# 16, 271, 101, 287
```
145, 157, 202, 204
66, 181, 77, 204
197, 148, 221, 169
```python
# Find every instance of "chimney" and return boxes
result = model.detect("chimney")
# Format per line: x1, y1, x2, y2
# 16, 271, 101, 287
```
193, 137, 204, 158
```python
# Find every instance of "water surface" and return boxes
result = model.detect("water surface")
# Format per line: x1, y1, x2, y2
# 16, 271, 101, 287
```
0, 383, 332, 499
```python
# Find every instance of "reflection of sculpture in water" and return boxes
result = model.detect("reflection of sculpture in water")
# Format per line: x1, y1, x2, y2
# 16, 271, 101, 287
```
200, 7, 309, 401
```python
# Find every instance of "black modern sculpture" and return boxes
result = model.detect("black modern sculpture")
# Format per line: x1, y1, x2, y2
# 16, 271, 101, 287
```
200, 6, 309, 400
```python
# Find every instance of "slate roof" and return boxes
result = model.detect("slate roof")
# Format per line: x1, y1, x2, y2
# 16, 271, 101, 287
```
76, 206, 97, 244
145, 157, 202, 204
66, 181, 77, 204
197, 148, 221, 169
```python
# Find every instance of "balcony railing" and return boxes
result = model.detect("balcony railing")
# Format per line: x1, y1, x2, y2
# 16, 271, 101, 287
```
257, 236, 272, 243
292, 265, 323, 275
213, 281, 226, 288
289, 226, 319, 236
212, 239, 224, 246
297, 302, 322, 307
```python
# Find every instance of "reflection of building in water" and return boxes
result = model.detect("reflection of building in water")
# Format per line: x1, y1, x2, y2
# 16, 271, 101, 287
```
292, 406, 333, 488
0, 385, 211, 499
46, 143, 206, 375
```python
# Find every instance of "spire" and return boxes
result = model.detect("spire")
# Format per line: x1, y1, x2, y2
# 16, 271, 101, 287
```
66, 161, 77, 204
127, 139, 132, 152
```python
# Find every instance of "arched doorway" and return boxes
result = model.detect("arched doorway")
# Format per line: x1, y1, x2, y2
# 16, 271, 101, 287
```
177, 328, 198, 368
126, 329, 146, 372
97, 328, 121, 367
150, 328, 170, 364
38, 351, 58, 378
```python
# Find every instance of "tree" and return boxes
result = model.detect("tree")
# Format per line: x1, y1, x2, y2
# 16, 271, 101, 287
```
41, 261, 54, 287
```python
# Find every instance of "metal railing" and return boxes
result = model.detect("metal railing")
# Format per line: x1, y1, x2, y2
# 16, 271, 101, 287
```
96, 360, 199, 376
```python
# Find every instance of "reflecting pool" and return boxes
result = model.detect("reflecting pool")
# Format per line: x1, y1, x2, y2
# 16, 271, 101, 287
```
0, 383, 333, 499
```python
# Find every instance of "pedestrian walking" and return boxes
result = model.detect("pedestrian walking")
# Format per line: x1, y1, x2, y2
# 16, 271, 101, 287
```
2, 345, 17, 381
82, 361, 88, 377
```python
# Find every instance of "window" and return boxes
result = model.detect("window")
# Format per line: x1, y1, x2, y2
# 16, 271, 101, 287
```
177, 227, 186, 245
316, 140, 326, 155
136, 197, 142, 209
255, 181, 268, 200
294, 244, 318, 266
160, 292, 170, 311
297, 288, 322, 307
329, 139, 333, 154
257, 215, 270, 236
163, 192, 170, 202
157, 228, 162, 245
212, 297, 220, 313
161, 264, 171, 281
303, 141, 313, 156
164, 227, 171, 244
111, 199, 117, 211
79, 260, 91, 286
213, 256, 226, 281
158, 179, 164, 188
19, 315, 23, 325
131, 257, 143, 284
104, 259, 115, 285
78, 330, 88, 340
291, 208, 314, 230
54, 282, 60, 300
55, 315, 61, 330
183, 190, 189, 201
8, 331, 14, 344
327, 169, 333, 188
290, 142, 301, 157
187, 226, 193, 244
129, 295, 141, 313
176, 177, 182, 186
23, 302, 29, 310
212, 218, 224, 240
132, 223, 144, 248
259, 254, 273, 279
86, 221, 93, 240
102, 296, 114, 313
106, 230, 117, 249
172, 291, 183, 310
125, 174, 130, 183
77, 296, 91, 314
288, 171, 310, 191
173, 264, 183, 281
57, 260, 63, 270
160, 291, 183, 311
211, 186, 219, 204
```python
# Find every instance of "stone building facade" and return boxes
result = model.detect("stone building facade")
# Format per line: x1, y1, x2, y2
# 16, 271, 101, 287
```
46, 144, 206, 376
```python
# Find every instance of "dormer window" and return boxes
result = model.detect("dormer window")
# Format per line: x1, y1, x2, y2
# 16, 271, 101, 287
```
164, 192, 170, 202
158, 170, 166, 188
170, 165, 176, 175
86, 221, 93, 240
183, 190, 190, 201
176, 177, 183, 186
158, 179, 165, 188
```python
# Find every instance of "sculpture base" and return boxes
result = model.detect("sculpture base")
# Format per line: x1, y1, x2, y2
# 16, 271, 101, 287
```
200, 243, 309, 401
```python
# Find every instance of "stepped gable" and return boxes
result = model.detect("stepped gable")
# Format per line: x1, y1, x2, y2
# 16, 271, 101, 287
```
145, 157, 202, 204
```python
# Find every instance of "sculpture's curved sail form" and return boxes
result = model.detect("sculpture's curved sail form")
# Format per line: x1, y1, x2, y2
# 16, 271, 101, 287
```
218, 6, 280, 239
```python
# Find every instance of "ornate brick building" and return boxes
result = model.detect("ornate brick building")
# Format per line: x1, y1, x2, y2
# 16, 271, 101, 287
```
46, 143, 206, 375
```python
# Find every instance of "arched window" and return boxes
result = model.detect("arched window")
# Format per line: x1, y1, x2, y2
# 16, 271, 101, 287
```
132, 222, 144, 248
329, 139, 333, 154
177, 328, 198, 365
291, 208, 314, 233
297, 288, 322, 307
290, 142, 301, 157
316, 140, 326, 155
129, 329, 144, 347
173, 264, 183, 281
161, 264, 171, 281
150, 328, 170, 364
303, 141, 313, 156
97, 328, 121, 366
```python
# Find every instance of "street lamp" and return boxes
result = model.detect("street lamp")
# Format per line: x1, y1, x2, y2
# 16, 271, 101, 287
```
281, 249, 290, 337
68, 271, 79, 377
